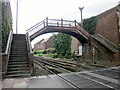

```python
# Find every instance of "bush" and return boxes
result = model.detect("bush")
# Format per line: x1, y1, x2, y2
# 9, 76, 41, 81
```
34, 49, 57, 58
83, 16, 98, 35
42, 53, 58, 58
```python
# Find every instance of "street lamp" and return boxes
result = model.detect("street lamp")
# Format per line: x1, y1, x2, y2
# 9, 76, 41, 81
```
79, 7, 84, 26
16, 0, 18, 34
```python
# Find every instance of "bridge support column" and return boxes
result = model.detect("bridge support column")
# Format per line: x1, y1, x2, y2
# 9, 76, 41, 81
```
82, 43, 92, 64
114, 52, 120, 66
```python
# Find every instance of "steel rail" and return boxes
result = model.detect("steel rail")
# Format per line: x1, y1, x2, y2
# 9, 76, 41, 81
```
33, 57, 81, 90
34, 57, 72, 73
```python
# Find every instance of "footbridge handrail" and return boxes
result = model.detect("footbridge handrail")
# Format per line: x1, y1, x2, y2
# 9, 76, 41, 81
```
76, 22, 90, 38
26, 17, 77, 37
26, 19, 46, 35
2, 30, 13, 79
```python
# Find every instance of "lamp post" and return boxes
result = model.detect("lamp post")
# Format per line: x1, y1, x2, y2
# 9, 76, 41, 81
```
16, 0, 18, 34
79, 7, 84, 26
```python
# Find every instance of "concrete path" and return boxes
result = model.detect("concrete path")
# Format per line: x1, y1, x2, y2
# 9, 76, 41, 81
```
2, 67, 119, 89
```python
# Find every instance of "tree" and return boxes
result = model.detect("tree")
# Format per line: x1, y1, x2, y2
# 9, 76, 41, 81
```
82, 16, 98, 35
53, 33, 72, 58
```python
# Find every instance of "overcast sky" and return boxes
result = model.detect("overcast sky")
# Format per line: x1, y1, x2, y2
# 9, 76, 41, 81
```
9, 0, 119, 47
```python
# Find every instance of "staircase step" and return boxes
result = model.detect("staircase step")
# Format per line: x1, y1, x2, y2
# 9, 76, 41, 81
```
11, 46, 26, 48
12, 42, 26, 44
12, 46, 26, 47
6, 74, 30, 78
7, 70, 30, 74
7, 67, 30, 71
9, 58, 28, 61
9, 59, 28, 62
11, 48, 27, 50
8, 64, 29, 68
12, 41, 26, 43
10, 57, 28, 59
8, 62, 29, 65
12, 42, 26, 43
12, 43, 26, 45
10, 53, 27, 55
11, 51, 27, 52
10, 51, 27, 53
10, 55, 28, 57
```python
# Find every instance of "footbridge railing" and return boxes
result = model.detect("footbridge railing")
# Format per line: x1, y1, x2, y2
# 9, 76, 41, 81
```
26, 17, 89, 39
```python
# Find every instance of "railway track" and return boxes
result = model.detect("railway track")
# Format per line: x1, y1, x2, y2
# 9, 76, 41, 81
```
34, 57, 72, 74
33, 56, 108, 75
34, 56, 87, 74
33, 56, 119, 89
33, 57, 82, 89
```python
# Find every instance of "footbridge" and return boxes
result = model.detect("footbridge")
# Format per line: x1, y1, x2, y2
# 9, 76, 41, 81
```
26, 17, 90, 44
26, 17, 120, 66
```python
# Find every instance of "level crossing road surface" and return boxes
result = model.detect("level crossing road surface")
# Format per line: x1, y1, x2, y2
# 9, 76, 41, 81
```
2, 66, 119, 89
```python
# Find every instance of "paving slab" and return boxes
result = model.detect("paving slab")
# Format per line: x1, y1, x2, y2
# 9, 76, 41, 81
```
59, 73, 108, 88
27, 75, 76, 88
92, 69, 120, 80
27, 76, 60, 88
2, 67, 119, 89
49, 75, 74, 88
2, 78, 29, 88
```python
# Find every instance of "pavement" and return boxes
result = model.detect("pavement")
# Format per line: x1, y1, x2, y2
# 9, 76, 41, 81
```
2, 67, 120, 89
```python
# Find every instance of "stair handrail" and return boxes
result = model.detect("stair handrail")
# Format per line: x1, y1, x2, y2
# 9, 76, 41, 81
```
26, 32, 34, 75
96, 34, 120, 50
26, 33, 33, 54
2, 30, 13, 79
3, 30, 13, 54
75, 21, 90, 38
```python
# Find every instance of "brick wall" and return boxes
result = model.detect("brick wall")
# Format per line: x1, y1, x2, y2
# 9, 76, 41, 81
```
94, 7, 120, 45
71, 36, 81, 55
117, 1, 120, 46
45, 37, 53, 49
34, 37, 54, 51
34, 39, 45, 50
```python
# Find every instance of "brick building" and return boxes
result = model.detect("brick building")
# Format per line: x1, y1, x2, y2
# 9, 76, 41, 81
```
34, 36, 54, 51
34, 36, 82, 55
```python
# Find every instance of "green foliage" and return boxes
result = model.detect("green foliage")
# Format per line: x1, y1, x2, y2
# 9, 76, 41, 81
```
2, 2, 12, 52
34, 50, 45, 53
82, 16, 98, 35
42, 53, 58, 58
34, 33, 73, 59
34, 49, 57, 58
53, 33, 72, 59
34, 49, 56, 54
